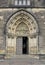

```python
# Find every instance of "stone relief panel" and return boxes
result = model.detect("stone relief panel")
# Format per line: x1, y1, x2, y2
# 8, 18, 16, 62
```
16, 22, 29, 36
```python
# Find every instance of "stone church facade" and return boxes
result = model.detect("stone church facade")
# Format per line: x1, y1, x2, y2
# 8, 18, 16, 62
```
0, 0, 45, 58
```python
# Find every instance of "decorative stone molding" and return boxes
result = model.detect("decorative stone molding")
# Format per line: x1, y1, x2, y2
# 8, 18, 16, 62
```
6, 10, 39, 37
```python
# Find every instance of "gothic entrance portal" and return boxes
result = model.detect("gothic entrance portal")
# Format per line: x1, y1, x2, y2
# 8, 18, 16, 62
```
16, 37, 28, 55
6, 10, 39, 57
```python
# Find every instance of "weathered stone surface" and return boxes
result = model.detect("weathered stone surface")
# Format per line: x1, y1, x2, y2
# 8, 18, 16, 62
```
0, 56, 45, 65
0, 8, 45, 56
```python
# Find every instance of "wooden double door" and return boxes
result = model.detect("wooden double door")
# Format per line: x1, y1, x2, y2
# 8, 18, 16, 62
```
16, 37, 29, 55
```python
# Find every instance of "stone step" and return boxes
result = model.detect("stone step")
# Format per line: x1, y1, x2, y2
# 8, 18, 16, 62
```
5, 55, 39, 59
0, 55, 45, 65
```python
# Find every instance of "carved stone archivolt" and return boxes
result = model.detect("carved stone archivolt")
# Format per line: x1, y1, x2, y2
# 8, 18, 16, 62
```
6, 10, 38, 37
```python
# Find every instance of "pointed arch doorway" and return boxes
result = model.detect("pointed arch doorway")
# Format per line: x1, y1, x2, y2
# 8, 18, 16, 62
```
16, 22, 29, 55
16, 36, 29, 55
6, 10, 39, 57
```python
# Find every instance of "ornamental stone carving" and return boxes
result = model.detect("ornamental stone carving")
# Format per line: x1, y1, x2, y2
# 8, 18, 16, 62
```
6, 10, 39, 37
